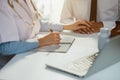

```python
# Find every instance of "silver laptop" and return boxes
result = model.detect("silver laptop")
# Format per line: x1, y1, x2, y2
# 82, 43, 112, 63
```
46, 35, 120, 77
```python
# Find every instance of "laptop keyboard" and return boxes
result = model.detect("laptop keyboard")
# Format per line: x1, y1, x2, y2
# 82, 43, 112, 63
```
63, 53, 98, 76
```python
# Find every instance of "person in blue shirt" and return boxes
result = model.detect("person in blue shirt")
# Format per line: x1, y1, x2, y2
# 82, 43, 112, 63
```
0, 0, 93, 69
0, 0, 94, 55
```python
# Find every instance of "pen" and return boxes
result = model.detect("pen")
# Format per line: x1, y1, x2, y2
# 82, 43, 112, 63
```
50, 28, 53, 32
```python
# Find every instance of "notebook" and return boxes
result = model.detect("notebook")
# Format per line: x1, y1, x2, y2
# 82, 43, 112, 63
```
38, 36, 75, 53
46, 35, 120, 77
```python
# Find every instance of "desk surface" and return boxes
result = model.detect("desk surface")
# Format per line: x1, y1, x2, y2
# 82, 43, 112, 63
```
0, 32, 120, 80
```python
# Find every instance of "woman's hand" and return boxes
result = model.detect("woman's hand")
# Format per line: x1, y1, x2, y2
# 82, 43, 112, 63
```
63, 20, 94, 34
38, 32, 61, 47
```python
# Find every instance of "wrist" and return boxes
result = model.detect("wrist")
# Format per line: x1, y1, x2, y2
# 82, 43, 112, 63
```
63, 24, 72, 30
98, 22, 104, 28
93, 22, 103, 32
97, 22, 103, 31
38, 38, 45, 47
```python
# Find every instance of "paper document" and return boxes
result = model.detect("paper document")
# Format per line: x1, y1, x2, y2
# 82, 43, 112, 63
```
60, 36, 75, 44
38, 37, 75, 53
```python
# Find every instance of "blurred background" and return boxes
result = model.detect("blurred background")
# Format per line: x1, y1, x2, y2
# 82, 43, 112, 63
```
33, 0, 64, 23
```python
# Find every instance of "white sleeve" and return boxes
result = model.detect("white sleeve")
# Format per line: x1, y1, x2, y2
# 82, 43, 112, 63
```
39, 20, 63, 32
60, 0, 74, 24
97, 0, 118, 22
102, 21, 116, 30
97, 0, 118, 30
118, 0, 120, 20
0, 1, 19, 44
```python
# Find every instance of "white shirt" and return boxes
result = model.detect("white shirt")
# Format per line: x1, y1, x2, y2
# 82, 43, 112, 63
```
0, 0, 63, 44
60, 0, 120, 29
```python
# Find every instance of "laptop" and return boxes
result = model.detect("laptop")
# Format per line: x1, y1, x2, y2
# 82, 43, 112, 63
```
46, 35, 120, 77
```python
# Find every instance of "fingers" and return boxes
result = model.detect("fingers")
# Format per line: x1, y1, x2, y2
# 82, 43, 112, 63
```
73, 27, 94, 34
84, 20, 93, 27
53, 32, 60, 39
78, 29, 89, 34
39, 32, 61, 47
52, 32, 61, 45
77, 20, 92, 28
74, 20, 96, 34
76, 20, 94, 31
85, 21, 95, 33
85, 27, 94, 33
77, 26, 94, 34
73, 30, 80, 33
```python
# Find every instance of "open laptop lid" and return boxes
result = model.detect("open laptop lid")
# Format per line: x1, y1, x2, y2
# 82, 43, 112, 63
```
86, 35, 120, 77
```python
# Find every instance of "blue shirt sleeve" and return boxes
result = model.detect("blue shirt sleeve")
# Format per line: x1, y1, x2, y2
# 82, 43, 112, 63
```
0, 39, 39, 55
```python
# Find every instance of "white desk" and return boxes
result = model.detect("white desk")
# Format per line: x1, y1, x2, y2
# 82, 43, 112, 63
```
0, 32, 120, 80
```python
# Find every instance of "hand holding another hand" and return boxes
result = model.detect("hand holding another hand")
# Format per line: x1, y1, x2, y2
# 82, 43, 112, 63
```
63, 20, 94, 34
72, 21, 103, 34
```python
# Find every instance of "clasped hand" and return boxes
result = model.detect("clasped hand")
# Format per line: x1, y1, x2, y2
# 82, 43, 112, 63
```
71, 20, 103, 34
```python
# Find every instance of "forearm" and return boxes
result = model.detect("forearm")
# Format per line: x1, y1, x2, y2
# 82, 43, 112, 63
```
40, 20, 73, 31
0, 40, 39, 55
63, 24, 73, 30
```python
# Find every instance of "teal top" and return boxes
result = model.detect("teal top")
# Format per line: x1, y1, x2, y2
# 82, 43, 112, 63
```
0, 40, 39, 55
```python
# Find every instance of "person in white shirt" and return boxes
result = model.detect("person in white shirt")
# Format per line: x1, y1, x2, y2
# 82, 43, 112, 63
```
60, 0, 120, 34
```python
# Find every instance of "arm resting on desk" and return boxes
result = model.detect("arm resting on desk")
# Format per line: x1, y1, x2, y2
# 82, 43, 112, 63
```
0, 40, 39, 55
